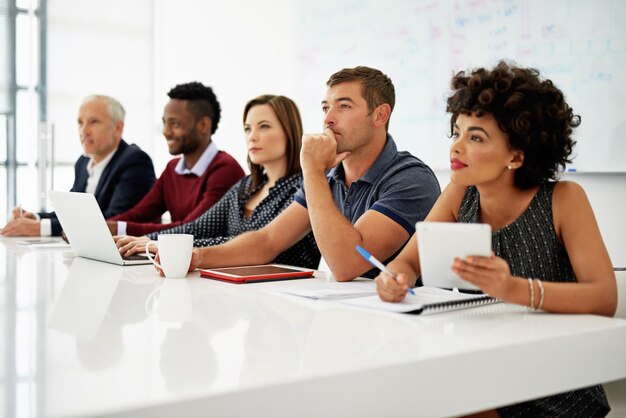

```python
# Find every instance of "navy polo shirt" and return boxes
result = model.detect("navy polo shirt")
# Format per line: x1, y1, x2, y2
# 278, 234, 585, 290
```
294, 134, 440, 277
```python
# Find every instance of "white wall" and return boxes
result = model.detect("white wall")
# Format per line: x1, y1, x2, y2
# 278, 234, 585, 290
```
45, 1, 625, 265
47, 0, 154, 188
151, 0, 300, 172
47, 0, 154, 158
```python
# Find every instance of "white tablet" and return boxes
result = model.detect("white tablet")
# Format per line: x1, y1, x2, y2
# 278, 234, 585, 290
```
416, 221, 492, 291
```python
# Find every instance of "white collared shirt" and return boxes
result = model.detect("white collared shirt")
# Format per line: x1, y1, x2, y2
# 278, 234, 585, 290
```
174, 141, 218, 176
86, 147, 118, 194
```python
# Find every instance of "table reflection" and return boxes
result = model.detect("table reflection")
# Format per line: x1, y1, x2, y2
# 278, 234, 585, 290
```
1, 237, 74, 418
48, 257, 122, 342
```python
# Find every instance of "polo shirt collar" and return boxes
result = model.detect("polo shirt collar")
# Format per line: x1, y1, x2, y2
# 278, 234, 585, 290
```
175, 141, 219, 176
328, 134, 397, 184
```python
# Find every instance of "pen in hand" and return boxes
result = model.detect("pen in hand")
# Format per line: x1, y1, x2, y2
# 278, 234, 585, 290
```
355, 245, 415, 295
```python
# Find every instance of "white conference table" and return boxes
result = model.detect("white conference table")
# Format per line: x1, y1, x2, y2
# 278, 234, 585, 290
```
1, 236, 626, 418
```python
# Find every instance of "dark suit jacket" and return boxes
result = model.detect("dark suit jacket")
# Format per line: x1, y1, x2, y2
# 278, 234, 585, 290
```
39, 139, 156, 236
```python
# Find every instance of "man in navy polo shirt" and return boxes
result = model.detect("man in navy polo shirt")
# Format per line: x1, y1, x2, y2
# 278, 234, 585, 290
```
184, 66, 441, 281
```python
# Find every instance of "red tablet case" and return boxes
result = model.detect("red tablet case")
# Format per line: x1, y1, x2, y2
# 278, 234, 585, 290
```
199, 265, 315, 284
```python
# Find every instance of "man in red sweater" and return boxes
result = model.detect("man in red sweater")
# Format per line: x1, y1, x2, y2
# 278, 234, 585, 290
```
107, 82, 244, 236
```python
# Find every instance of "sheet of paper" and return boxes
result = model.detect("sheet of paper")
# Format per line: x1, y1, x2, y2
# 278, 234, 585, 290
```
342, 286, 488, 313
273, 280, 377, 300
18, 238, 70, 248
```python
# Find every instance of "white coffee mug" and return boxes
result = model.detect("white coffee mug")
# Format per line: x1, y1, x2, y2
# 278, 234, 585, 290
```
145, 234, 193, 278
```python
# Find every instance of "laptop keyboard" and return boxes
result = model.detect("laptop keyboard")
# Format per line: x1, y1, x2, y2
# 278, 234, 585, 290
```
123, 254, 150, 261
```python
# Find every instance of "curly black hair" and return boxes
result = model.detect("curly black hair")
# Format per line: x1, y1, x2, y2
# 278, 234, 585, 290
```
446, 60, 580, 189
167, 82, 221, 134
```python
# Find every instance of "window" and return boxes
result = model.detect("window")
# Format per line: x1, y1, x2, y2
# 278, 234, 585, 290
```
0, 0, 15, 222
1, 2, 46, 418
1, 0, 47, 220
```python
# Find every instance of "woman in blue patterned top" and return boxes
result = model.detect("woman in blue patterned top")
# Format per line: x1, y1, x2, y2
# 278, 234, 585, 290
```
116, 95, 320, 269
375, 61, 616, 417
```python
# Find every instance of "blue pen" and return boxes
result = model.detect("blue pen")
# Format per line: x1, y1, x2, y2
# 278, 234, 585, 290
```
356, 245, 415, 295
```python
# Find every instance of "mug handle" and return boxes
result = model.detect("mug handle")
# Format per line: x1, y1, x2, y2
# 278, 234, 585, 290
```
144, 283, 163, 315
145, 241, 162, 269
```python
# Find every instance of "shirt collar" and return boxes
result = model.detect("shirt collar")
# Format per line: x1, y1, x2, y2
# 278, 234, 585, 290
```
328, 134, 397, 184
175, 141, 219, 176
87, 145, 118, 175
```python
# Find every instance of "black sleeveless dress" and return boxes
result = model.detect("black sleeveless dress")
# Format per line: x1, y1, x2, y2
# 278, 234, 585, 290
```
457, 182, 610, 418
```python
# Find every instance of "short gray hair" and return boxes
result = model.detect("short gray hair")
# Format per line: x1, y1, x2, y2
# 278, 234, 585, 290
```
82, 94, 126, 124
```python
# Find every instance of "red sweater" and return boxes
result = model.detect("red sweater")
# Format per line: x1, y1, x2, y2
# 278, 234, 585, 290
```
109, 151, 245, 235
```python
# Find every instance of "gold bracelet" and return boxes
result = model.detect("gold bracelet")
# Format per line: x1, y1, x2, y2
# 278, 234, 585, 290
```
536, 279, 544, 310
528, 278, 535, 311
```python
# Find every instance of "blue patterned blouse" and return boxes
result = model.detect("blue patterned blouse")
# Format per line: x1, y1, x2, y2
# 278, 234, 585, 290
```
147, 173, 320, 269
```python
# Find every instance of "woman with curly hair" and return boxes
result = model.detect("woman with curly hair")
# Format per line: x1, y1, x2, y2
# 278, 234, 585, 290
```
375, 61, 616, 417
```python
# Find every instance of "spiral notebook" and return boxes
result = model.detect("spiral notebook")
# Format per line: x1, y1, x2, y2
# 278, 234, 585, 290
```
342, 286, 499, 315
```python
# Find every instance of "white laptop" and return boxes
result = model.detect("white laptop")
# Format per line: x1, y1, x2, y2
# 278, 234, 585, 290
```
48, 191, 151, 265
416, 221, 492, 291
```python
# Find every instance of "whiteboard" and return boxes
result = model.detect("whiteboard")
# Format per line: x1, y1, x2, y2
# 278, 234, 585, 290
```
294, 0, 626, 172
